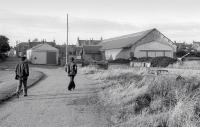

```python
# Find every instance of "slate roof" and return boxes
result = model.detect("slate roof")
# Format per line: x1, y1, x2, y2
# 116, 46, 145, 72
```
99, 28, 155, 50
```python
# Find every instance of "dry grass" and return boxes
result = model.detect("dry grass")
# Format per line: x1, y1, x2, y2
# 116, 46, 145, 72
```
81, 66, 200, 127
169, 61, 200, 70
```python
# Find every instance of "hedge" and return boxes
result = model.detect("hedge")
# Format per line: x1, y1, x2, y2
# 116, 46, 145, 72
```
150, 57, 177, 67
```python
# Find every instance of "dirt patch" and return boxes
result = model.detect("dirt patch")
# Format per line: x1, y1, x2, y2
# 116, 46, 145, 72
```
67, 90, 114, 126
68, 95, 99, 106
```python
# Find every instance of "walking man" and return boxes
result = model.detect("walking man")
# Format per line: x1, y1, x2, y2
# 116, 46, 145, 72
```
67, 57, 77, 91
15, 56, 29, 97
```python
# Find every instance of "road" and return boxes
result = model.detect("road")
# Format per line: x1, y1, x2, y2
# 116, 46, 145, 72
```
0, 67, 111, 127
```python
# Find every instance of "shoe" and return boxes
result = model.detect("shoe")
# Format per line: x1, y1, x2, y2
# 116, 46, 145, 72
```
24, 94, 28, 97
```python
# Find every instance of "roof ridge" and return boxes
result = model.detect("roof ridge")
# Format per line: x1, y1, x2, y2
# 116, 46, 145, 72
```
30, 43, 44, 50
102, 28, 155, 43
30, 43, 52, 50
126, 28, 156, 47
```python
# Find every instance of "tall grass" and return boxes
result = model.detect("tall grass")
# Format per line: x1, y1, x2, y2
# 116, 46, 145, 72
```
83, 66, 200, 127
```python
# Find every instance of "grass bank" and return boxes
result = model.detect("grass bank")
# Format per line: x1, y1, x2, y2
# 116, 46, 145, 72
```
80, 66, 200, 127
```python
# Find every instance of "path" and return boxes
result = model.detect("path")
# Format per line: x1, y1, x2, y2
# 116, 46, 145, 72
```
0, 67, 110, 127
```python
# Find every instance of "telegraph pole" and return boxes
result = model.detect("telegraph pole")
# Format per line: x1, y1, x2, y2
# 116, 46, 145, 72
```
66, 14, 69, 64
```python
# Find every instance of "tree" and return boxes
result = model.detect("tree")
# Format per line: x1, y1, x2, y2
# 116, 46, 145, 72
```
32, 38, 39, 42
0, 35, 10, 53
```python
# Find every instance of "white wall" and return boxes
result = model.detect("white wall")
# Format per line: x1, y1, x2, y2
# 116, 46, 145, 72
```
196, 47, 200, 52
105, 48, 122, 60
134, 41, 174, 58
26, 50, 32, 61
31, 51, 47, 64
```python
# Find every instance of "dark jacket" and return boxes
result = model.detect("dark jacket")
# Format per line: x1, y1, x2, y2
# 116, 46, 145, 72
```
15, 61, 29, 80
67, 62, 77, 76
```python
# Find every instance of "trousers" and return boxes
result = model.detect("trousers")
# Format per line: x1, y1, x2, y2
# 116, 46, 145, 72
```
68, 75, 75, 90
70, 75, 75, 82
16, 79, 27, 96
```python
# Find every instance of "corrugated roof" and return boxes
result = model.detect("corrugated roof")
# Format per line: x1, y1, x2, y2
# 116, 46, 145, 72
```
99, 28, 155, 50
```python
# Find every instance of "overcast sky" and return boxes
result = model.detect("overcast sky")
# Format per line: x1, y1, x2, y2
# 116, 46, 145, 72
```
0, 0, 200, 46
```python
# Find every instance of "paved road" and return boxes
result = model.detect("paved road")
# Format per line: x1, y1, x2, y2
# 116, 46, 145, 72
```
0, 67, 110, 127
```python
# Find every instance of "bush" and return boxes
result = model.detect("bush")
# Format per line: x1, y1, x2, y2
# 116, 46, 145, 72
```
109, 58, 130, 64
188, 52, 200, 57
176, 50, 187, 57
0, 53, 8, 60
136, 57, 153, 62
151, 57, 177, 67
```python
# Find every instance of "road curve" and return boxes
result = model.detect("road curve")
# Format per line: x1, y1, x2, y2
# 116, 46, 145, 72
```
0, 67, 110, 127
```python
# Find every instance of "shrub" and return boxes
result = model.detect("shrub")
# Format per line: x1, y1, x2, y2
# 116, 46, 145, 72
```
188, 52, 200, 57
0, 53, 8, 60
176, 50, 187, 57
136, 57, 153, 62
109, 58, 130, 64
151, 57, 177, 67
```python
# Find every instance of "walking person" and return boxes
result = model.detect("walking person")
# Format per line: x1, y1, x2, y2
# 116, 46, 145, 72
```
15, 56, 29, 97
66, 57, 77, 91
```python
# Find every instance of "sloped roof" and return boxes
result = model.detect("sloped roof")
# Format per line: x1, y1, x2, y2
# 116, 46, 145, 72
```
99, 28, 155, 50
29, 43, 58, 51
78, 40, 101, 46
83, 45, 101, 54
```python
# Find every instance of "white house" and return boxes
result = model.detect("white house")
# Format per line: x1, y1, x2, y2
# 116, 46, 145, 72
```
26, 43, 59, 65
99, 28, 177, 60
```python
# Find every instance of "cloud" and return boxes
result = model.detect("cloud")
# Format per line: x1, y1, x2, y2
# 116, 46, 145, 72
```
0, 10, 139, 32
69, 17, 139, 33
147, 22, 200, 42
1, 9, 200, 45
0, 10, 140, 44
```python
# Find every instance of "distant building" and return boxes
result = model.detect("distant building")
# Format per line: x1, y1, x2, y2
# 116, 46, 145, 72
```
8, 48, 16, 57
192, 41, 200, 52
77, 37, 102, 46
82, 45, 103, 62
99, 28, 177, 60
28, 39, 56, 48
26, 43, 59, 65
15, 42, 29, 57
75, 37, 104, 63
16, 39, 56, 57
175, 42, 192, 52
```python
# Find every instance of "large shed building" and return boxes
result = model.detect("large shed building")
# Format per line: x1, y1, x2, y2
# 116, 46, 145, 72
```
100, 28, 177, 60
26, 43, 59, 65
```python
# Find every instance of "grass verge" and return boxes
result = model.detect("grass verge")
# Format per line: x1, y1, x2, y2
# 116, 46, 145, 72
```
81, 66, 200, 127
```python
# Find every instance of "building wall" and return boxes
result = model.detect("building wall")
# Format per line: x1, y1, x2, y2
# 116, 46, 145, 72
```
132, 29, 176, 52
26, 50, 32, 61
27, 50, 59, 65
134, 41, 174, 58
103, 29, 176, 60
83, 53, 102, 62
116, 48, 131, 59
104, 48, 122, 60
31, 51, 47, 64
104, 41, 174, 60
196, 46, 200, 52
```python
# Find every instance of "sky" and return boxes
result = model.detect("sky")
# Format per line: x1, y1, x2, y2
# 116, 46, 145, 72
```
0, 0, 200, 46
